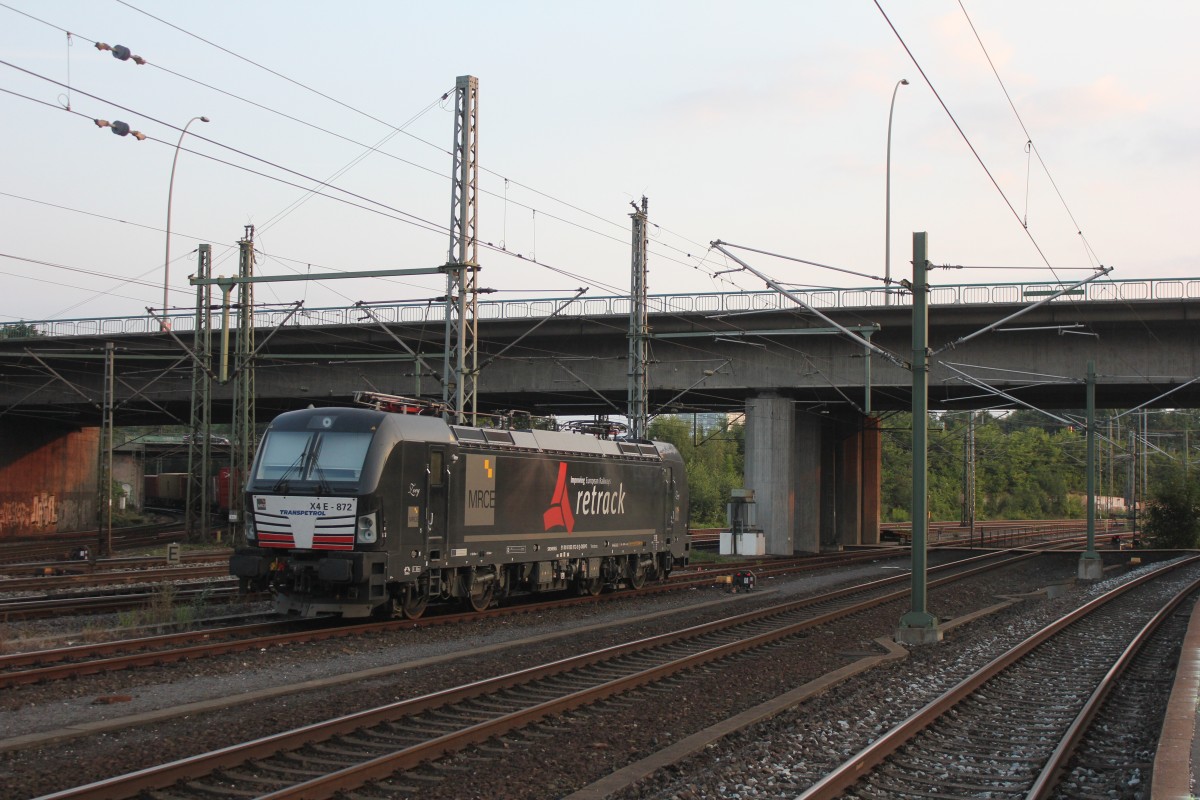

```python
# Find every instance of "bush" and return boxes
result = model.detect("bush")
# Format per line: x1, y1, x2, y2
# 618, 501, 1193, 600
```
0, 322, 39, 339
1142, 469, 1200, 549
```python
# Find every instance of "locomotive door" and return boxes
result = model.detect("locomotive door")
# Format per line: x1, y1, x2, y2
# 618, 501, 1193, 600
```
425, 447, 447, 561
663, 468, 675, 532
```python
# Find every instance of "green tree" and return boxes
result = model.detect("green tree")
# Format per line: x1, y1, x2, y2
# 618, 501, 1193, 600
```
880, 415, 913, 522
655, 406, 1200, 529
881, 411, 1086, 522
0, 322, 39, 339
976, 424, 1084, 518
1142, 466, 1200, 548
649, 415, 743, 527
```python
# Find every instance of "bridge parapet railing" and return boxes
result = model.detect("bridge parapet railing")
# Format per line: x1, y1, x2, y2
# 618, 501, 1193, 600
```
4, 278, 1199, 339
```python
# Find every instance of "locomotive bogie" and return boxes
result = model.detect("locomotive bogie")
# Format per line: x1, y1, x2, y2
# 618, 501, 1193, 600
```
230, 406, 689, 618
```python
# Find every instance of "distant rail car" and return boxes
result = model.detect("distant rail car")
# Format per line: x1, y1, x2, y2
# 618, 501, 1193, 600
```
145, 467, 238, 512
231, 402, 690, 619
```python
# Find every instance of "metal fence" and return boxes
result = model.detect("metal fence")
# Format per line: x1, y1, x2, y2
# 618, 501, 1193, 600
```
7, 278, 1200, 339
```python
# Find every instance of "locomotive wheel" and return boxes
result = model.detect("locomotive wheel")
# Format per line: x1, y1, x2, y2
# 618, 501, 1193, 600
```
468, 581, 494, 611
627, 559, 647, 590
575, 576, 603, 597
400, 584, 430, 619
467, 570, 495, 612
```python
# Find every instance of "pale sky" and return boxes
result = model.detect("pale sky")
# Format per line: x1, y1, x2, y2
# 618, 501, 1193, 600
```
2, 1, 1196, 324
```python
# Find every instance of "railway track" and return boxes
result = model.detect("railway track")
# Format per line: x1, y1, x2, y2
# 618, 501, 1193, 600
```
799, 556, 1200, 799
0, 561, 230, 592
0, 581, 245, 621
692, 520, 1124, 552
880, 518, 1126, 548
0, 523, 184, 564
0, 617, 307, 687
0, 535, 868, 603
0, 547, 872, 600
31, 548, 1041, 799
0, 548, 901, 687
0, 549, 230, 578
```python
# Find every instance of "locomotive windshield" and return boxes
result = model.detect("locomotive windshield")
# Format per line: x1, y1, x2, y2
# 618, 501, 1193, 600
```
254, 430, 373, 487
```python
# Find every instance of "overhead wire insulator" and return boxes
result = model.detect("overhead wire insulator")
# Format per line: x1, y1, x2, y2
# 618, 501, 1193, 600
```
94, 42, 146, 64
95, 119, 146, 140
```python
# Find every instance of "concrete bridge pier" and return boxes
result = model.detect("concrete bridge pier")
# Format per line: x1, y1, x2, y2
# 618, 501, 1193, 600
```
0, 419, 100, 538
744, 394, 880, 554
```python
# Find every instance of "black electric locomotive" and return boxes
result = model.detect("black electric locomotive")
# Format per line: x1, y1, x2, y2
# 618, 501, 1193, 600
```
230, 403, 690, 618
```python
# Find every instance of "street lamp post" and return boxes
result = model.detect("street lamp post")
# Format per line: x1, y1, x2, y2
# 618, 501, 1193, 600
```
162, 116, 210, 330
884, 79, 908, 305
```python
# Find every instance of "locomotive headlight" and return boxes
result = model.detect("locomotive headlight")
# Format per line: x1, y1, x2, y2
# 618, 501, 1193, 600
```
244, 520, 256, 542
356, 512, 378, 544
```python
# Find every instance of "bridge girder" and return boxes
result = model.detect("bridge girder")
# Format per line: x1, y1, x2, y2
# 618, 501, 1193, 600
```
0, 299, 1197, 427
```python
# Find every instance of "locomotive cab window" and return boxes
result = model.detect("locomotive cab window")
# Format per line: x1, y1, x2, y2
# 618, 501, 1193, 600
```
254, 430, 373, 484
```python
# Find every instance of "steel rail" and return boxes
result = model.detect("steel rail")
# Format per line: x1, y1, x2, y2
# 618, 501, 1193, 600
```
0, 619, 294, 685
0, 524, 182, 564
797, 554, 1200, 799
254, 550, 1051, 798
34, 548, 1036, 799
0, 549, 231, 578
1026, 574, 1200, 798
0, 582, 242, 620
5, 545, 1052, 695
0, 561, 725, 685
0, 550, 885, 688
0, 563, 229, 592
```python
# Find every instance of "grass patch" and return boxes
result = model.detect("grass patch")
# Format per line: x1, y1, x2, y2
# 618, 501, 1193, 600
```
687, 550, 742, 564
116, 582, 214, 631
80, 624, 114, 643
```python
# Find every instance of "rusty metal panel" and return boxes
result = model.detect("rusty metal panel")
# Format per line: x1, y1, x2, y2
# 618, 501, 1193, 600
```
0, 422, 99, 539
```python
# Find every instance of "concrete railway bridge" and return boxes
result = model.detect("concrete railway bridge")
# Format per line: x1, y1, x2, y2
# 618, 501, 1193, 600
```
1, 276, 1198, 552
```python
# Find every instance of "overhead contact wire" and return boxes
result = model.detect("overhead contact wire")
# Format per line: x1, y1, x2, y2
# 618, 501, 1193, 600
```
4, 1, 738, 289
109, 1, 712, 271
873, 0, 1062, 276
956, 0, 1102, 269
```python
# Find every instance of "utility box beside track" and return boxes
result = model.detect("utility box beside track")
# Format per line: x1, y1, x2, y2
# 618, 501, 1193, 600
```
719, 488, 765, 556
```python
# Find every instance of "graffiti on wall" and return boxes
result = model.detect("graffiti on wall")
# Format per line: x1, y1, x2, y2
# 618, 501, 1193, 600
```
0, 492, 59, 534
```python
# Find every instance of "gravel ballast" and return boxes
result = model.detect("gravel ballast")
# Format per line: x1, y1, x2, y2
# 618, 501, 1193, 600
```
0, 550, 1154, 799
